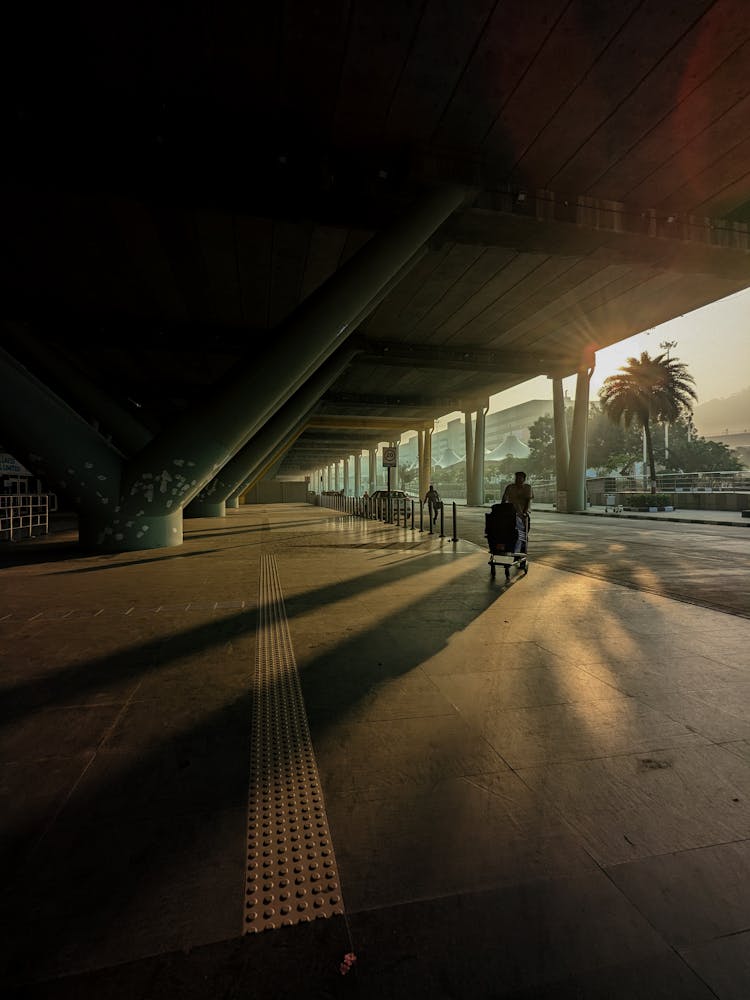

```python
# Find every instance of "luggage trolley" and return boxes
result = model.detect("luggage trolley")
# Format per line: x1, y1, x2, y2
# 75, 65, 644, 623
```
484, 502, 529, 581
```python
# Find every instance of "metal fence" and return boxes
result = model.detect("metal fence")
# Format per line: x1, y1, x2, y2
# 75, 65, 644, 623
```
316, 491, 458, 540
493, 471, 750, 504
0, 493, 50, 541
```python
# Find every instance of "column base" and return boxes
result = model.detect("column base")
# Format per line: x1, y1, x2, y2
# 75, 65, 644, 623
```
78, 508, 183, 551
183, 499, 227, 518
226, 497, 239, 509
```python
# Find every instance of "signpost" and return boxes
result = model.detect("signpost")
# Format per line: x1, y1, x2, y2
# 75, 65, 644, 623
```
382, 446, 398, 522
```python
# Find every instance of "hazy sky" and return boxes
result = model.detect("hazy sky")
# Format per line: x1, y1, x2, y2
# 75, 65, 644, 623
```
427, 285, 750, 435
493, 285, 750, 411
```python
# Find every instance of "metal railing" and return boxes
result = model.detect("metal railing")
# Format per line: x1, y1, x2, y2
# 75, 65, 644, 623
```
317, 492, 459, 541
0, 493, 50, 541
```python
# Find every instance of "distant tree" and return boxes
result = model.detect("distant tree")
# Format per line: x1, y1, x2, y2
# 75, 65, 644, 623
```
586, 402, 642, 474
599, 352, 697, 493
486, 455, 522, 484
431, 462, 465, 489
654, 417, 743, 472
526, 415, 557, 478
399, 462, 417, 489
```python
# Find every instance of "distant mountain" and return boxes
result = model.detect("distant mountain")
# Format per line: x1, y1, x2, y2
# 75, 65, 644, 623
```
693, 387, 750, 437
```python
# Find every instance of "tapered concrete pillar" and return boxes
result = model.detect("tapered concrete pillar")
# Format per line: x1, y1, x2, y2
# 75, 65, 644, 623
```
2, 324, 155, 457
187, 344, 361, 516
368, 448, 377, 494
354, 454, 361, 496
419, 428, 433, 498
417, 431, 425, 498
229, 415, 311, 505
0, 346, 153, 548
567, 366, 593, 512
334, 461, 340, 491
22, 183, 464, 550
551, 376, 569, 492
343, 457, 350, 496
126, 184, 464, 504
238, 420, 310, 500
464, 411, 474, 497
470, 404, 488, 506
226, 497, 239, 509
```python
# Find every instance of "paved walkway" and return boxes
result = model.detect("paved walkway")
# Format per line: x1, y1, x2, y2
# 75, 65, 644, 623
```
2, 504, 750, 998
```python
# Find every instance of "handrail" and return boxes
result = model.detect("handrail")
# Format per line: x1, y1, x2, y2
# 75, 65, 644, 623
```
0, 493, 50, 541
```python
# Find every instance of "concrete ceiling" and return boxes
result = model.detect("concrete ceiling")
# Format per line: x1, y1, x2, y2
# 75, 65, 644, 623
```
2, 0, 750, 476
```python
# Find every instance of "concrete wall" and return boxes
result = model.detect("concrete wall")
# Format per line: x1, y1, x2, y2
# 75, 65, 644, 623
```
242, 481, 309, 504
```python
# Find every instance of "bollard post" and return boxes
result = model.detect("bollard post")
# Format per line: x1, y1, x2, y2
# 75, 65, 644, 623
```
411, 499, 415, 530
439, 501, 445, 537
451, 502, 458, 543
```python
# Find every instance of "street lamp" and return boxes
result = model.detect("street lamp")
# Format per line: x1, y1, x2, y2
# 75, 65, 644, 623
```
659, 339, 678, 463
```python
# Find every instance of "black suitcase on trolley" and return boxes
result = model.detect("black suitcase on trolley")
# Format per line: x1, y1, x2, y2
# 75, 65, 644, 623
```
485, 502, 518, 554
485, 502, 529, 580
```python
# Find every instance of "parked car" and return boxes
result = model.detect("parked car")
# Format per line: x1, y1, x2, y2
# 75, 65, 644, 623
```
368, 490, 415, 517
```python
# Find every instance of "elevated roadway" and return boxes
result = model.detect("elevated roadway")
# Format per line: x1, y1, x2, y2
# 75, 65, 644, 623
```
3, 0, 750, 521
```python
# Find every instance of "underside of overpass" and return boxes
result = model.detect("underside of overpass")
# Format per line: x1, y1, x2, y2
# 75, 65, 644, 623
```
2, 0, 750, 548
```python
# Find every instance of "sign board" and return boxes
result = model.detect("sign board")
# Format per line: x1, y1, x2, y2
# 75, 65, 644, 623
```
382, 446, 398, 468
0, 453, 31, 476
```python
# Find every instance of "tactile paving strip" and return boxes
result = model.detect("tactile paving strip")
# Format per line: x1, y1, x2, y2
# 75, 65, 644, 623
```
245, 554, 344, 933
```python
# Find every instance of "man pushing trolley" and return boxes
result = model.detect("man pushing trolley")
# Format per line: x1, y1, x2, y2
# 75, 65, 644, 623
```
484, 471, 533, 580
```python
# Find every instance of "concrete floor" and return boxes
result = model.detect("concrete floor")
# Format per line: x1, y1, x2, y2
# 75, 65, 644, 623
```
1, 504, 749, 998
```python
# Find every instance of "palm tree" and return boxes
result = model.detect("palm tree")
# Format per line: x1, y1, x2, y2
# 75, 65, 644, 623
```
598, 351, 697, 493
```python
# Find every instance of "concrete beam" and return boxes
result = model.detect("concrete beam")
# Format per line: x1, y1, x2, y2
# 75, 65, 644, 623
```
321, 390, 488, 412
307, 414, 434, 432
354, 339, 582, 377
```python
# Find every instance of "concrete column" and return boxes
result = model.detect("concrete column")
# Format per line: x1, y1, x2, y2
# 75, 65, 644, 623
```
2, 324, 155, 457
354, 453, 361, 496
343, 456, 350, 496
333, 461, 340, 492
368, 448, 377, 493
226, 497, 239, 509
237, 420, 310, 500
187, 345, 359, 516
229, 414, 313, 504
567, 367, 593, 512
551, 376, 569, 492
464, 411, 474, 495
471, 405, 488, 506
129, 185, 465, 480
423, 428, 433, 497
0, 346, 143, 548
417, 431, 425, 498
5, 189, 462, 550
